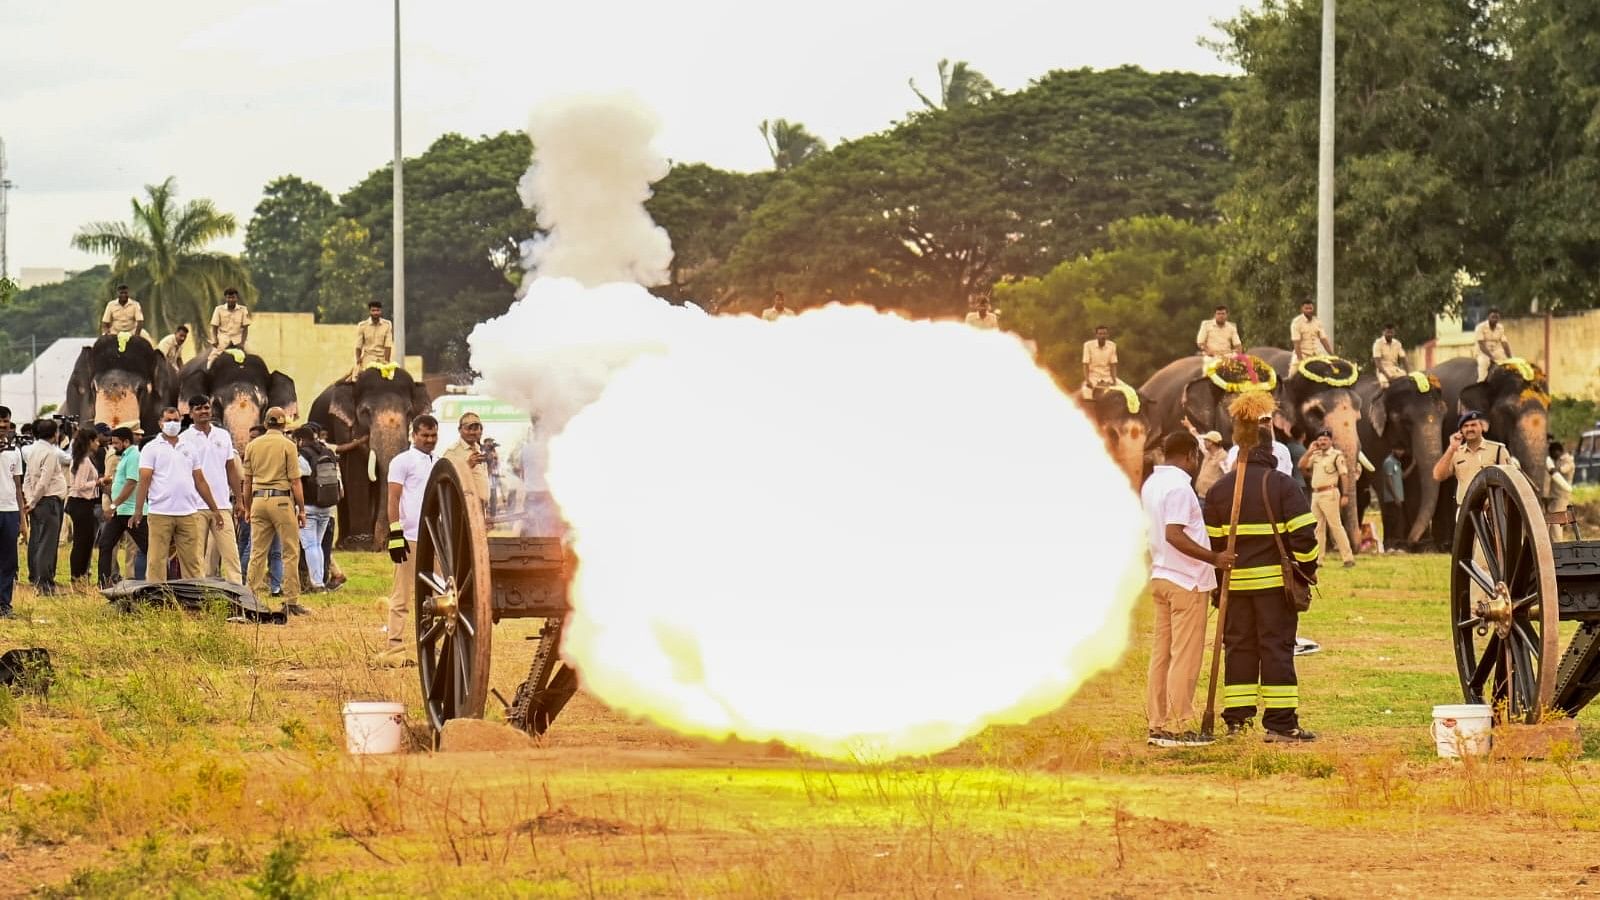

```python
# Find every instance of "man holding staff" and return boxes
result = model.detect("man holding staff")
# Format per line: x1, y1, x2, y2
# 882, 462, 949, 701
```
1201, 390, 1322, 742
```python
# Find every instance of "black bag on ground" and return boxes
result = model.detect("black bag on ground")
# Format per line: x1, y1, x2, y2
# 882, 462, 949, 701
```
0, 648, 54, 696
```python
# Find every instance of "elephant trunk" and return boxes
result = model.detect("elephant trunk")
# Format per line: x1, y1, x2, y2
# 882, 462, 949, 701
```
1406, 417, 1443, 545
1325, 398, 1363, 549
221, 394, 263, 454
1103, 418, 1148, 489
368, 406, 413, 542
93, 374, 145, 429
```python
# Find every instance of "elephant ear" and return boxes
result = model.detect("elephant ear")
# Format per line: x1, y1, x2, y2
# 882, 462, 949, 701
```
311, 382, 357, 443
268, 371, 298, 421
1458, 382, 1493, 418
1365, 386, 1389, 437
64, 346, 95, 422
409, 381, 432, 419
1179, 378, 1210, 430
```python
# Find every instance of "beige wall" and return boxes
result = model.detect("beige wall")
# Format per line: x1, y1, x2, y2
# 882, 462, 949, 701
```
1408, 309, 1600, 400
243, 312, 423, 414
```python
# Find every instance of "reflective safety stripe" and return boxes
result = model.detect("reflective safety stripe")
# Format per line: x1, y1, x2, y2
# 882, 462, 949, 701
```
1223, 683, 1260, 707
1205, 522, 1298, 538
1228, 564, 1284, 590
1285, 512, 1316, 532
1261, 685, 1299, 709
1294, 546, 1321, 563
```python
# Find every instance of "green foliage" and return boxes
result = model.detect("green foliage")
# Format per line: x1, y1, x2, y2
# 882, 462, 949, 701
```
758, 119, 827, 171
998, 216, 1228, 386
0, 266, 108, 371
645, 163, 777, 307
726, 67, 1234, 316
338, 132, 540, 370
1550, 396, 1600, 449
244, 176, 339, 315
909, 59, 998, 111
247, 838, 320, 899
1215, 0, 1499, 346
0, 275, 18, 305
315, 218, 381, 323
71, 177, 255, 337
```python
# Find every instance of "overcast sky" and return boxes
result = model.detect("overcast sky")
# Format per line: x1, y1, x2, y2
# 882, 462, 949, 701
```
1, 0, 1250, 274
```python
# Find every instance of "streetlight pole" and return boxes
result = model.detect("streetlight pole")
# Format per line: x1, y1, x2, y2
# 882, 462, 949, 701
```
392, 0, 406, 362
1316, 0, 1336, 348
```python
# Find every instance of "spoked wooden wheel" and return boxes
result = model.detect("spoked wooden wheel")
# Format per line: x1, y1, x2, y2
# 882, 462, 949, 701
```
414, 459, 495, 732
1450, 464, 1559, 724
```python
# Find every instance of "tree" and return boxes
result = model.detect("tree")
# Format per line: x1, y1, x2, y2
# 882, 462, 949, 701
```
316, 218, 382, 323
909, 59, 998, 111
999, 217, 1230, 386
0, 266, 108, 372
726, 67, 1234, 315
645, 163, 777, 308
71, 178, 254, 336
1214, 0, 1499, 346
758, 119, 826, 171
244, 175, 338, 314
338, 132, 542, 370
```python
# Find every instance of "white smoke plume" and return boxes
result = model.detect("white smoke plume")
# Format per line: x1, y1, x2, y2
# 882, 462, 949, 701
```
469, 95, 1147, 761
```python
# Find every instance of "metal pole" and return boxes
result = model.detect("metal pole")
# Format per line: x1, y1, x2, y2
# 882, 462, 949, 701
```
392, 0, 407, 362
30, 335, 37, 418
1316, 0, 1336, 349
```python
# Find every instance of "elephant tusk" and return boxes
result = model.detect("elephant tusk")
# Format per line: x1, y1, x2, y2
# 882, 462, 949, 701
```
368, 449, 378, 482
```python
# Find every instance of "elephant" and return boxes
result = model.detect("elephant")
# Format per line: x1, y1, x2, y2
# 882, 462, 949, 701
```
1426, 357, 1551, 544
1352, 371, 1448, 549
176, 351, 299, 452
62, 334, 180, 434
309, 366, 431, 547
1079, 383, 1150, 488
1139, 353, 1281, 450
1253, 348, 1364, 552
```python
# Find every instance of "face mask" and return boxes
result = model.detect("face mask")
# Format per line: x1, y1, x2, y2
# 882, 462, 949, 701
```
161, 421, 182, 437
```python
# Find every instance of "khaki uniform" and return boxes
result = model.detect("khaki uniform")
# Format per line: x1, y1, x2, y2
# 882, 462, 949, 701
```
210, 303, 251, 349
964, 311, 998, 330
1290, 315, 1329, 364
356, 317, 394, 365
242, 430, 302, 602
761, 307, 796, 322
440, 440, 491, 507
1550, 455, 1576, 543
1081, 340, 1118, 399
1449, 438, 1510, 505
102, 299, 144, 335
1304, 447, 1354, 564
156, 333, 188, 369
1371, 336, 1407, 387
1196, 319, 1241, 364
1474, 321, 1510, 381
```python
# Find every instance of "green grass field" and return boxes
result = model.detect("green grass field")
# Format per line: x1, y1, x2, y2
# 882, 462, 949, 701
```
3, 542, 1600, 896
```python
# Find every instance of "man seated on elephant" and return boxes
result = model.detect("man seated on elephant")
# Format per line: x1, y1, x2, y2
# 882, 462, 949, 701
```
1371, 324, 1408, 389
209, 288, 251, 352
1289, 301, 1334, 367
101, 285, 144, 337
1196, 305, 1241, 367
1080, 325, 1118, 401
1474, 309, 1511, 382
353, 300, 394, 379
964, 293, 998, 330
157, 325, 190, 370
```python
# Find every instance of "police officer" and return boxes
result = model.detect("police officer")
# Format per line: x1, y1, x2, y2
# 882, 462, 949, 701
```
1080, 325, 1118, 401
1203, 417, 1322, 742
1297, 429, 1355, 568
1432, 409, 1510, 505
241, 407, 305, 606
1289, 300, 1333, 367
352, 300, 395, 379
1371, 323, 1408, 389
1195, 305, 1242, 367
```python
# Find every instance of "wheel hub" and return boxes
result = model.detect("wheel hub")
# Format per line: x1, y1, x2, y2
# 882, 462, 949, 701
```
1477, 583, 1514, 638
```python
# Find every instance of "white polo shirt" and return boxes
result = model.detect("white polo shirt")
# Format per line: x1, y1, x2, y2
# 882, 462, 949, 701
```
0, 448, 21, 512
388, 446, 436, 541
1142, 465, 1218, 592
139, 437, 203, 516
178, 424, 236, 508
1222, 441, 1293, 477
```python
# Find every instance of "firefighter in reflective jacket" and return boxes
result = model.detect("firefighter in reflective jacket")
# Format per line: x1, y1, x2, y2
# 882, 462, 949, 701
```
1203, 435, 1323, 741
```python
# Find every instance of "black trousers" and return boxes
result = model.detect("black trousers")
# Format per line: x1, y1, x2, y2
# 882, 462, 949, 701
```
1222, 588, 1300, 732
1381, 501, 1406, 550
97, 514, 149, 587
26, 496, 63, 587
66, 497, 99, 581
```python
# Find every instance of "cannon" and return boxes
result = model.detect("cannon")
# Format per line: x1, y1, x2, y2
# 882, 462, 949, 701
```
1450, 465, 1600, 722
410, 459, 576, 736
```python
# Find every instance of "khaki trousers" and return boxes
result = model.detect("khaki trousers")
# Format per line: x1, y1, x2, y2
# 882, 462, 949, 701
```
200, 510, 242, 582
146, 513, 204, 582
248, 496, 301, 602
1311, 489, 1355, 563
1147, 578, 1210, 732
386, 540, 416, 647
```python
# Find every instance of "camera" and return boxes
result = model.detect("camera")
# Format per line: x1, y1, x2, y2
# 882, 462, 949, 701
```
52, 413, 80, 428
0, 433, 33, 452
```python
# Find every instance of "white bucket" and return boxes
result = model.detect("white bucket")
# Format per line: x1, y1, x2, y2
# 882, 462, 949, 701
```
1431, 703, 1492, 758
343, 701, 407, 754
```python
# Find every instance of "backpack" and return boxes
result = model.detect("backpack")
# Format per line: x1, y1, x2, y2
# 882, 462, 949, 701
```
301, 443, 342, 508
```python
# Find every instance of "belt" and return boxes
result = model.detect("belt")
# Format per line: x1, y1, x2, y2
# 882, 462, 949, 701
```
1314, 485, 1339, 493
253, 489, 291, 497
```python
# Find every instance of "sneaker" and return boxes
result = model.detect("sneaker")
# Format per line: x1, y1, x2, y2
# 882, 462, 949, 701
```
1264, 727, 1318, 743
326, 575, 347, 592
1224, 721, 1252, 737
371, 646, 414, 668
1294, 637, 1322, 656
1173, 730, 1215, 747
1147, 729, 1178, 748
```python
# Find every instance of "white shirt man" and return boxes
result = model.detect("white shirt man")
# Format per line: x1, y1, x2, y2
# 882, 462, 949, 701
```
0, 440, 21, 615
375, 416, 439, 665
134, 412, 225, 583
179, 408, 244, 582
1474, 312, 1511, 381
1142, 433, 1232, 748
0, 445, 20, 513
1371, 329, 1408, 388
1222, 440, 1293, 477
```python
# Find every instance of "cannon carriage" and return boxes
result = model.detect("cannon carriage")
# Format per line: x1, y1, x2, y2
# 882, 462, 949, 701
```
1450, 464, 1600, 722
411, 459, 577, 738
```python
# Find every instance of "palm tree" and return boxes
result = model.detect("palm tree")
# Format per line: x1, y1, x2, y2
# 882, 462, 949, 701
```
910, 59, 998, 111
759, 119, 827, 171
72, 177, 253, 337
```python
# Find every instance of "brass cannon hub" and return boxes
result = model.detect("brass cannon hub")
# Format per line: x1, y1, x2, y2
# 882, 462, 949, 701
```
1477, 583, 1515, 638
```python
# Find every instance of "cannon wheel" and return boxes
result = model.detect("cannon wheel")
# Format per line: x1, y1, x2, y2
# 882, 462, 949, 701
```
414, 459, 495, 732
1450, 464, 1560, 723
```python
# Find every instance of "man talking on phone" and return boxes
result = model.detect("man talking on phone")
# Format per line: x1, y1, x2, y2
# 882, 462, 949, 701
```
1432, 410, 1510, 506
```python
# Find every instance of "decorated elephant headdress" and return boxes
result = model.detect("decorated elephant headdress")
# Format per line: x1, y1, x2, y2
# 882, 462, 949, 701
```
1294, 355, 1359, 388
1205, 354, 1278, 394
